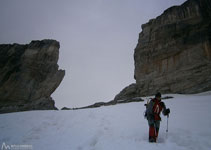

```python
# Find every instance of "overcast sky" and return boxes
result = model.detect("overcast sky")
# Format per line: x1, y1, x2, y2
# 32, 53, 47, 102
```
0, 0, 186, 108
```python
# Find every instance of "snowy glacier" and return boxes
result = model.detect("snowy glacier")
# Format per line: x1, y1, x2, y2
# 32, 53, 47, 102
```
0, 92, 211, 150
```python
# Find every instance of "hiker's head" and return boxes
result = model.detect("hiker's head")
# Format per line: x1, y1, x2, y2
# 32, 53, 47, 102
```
155, 92, 161, 100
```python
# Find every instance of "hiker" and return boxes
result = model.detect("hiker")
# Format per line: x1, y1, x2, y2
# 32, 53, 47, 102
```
145, 92, 170, 143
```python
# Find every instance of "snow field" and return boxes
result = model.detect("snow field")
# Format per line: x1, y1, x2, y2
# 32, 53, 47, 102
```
0, 93, 211, 150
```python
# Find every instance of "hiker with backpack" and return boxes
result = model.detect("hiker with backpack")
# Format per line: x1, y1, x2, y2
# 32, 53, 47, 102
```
145, 92, 170, 143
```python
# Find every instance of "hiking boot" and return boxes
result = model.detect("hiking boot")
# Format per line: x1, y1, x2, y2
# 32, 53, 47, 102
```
149, 137, 156, 143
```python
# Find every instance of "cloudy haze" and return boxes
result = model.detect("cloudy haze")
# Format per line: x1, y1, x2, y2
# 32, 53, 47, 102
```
0, 0, 186, 108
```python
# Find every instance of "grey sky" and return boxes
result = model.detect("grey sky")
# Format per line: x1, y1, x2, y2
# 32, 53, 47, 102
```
0, 0, 186, 108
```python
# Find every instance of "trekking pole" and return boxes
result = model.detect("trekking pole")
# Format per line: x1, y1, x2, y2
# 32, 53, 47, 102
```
166, 115, 169, 133
165, 115, 169, 139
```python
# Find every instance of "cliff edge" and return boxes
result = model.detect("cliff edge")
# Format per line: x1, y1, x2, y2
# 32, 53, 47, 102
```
115, 0, 211, 100
0, 39, 65, 113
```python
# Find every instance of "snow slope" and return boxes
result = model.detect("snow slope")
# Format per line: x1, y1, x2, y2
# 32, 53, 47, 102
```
0, 93, 211, 150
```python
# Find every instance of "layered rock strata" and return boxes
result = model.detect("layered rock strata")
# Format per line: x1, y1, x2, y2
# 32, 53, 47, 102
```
115, 0, 211, 100
0, 40, 65, 113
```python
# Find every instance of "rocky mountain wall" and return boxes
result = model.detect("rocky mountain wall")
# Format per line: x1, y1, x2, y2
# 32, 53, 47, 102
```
115, 0, 211, 100
0, 40, 65, 113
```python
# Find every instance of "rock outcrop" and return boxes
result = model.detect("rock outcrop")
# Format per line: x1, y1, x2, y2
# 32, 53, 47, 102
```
115, 0, 211, 100
61, 97, 144, 110
0, 39, 65, 113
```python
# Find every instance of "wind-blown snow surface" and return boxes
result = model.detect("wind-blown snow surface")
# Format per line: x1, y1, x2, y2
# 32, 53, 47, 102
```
0, 93, 211, 150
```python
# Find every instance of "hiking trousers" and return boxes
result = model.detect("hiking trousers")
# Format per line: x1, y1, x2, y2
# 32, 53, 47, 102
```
148, 119, 160, 142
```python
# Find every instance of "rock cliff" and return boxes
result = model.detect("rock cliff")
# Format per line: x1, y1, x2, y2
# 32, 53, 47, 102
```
0, 39, 65, 113
115, 0, 211, 100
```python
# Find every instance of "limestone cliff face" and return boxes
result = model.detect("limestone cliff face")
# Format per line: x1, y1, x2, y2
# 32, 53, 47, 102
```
0, 40, 65, 113
115, 0, 211, 100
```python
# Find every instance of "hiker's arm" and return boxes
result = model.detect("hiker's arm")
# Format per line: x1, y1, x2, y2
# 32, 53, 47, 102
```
161, 102, 170, 116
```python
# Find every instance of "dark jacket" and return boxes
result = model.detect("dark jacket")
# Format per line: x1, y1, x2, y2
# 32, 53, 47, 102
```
146, 98, 168, 121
